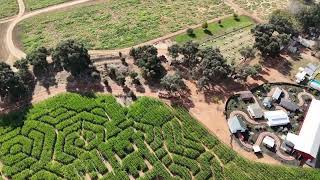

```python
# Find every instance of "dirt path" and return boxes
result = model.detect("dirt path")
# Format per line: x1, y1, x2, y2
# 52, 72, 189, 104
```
297, 91, 315, 106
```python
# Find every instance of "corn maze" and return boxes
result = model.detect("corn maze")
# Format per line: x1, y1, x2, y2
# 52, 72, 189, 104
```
0, 93, 320, 179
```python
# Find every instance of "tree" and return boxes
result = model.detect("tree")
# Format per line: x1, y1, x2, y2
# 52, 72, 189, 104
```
179, 41, 200, 68
129, 45, 165, 80
52, 39, 91, 76
13, 58, 29, 71
239, 46, 255, 60
202, 22, 208, 29
233, 13, 240, 21
270, 10, 298, 35
0, 62, 28, 102
252, 24, 290, 57
296, 4, 320, 34
26, 47, 49, 76
186, 28, 194, 36
235, 64, 263, 82
160, 73, 185, 93
168, 44, 180, 60
194, 47, 231, 88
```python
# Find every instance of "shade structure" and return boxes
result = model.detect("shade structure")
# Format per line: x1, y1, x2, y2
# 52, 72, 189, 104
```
264, 110, 290, 127
294, 100, 320, 159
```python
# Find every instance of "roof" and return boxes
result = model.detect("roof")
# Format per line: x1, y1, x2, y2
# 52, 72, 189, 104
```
304, 67, 316, 77
228, 116, 247, 134
263, 136, 275, 148
247, 104, 264, 118
295, 71, 306, 83
310, 80, 320, 91
272, 87, 282, 100
286, 132, 299, 146
240, 92, 254, 100
264, 110, 290, 126
279, 98, 299, 112
294, 100, 320, 158
252, 145, 261, 153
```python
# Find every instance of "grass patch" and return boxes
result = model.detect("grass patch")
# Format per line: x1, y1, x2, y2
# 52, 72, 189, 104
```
18, 0, 233, 53
25, 0, 71, 11
1, 93, 320, 179
174, 16, 254, 44
315, 73, 320, 81
0, 0, 18, 18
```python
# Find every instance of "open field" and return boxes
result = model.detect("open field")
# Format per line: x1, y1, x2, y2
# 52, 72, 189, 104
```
0, 0, 18, 19
25, 0, 70, 11
174, 16, 255, 64
174, 16, 254, 44
17, 0, 233, 53
1, 93, 320, 179
233, 0, 288, 19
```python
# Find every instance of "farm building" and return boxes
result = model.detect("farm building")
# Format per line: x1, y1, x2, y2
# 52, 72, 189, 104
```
272, 87, 283, 100
279, 98, 299, 112
239, 91, 255, 102
247, 104, 264, 119
264, 110, 290, 127
291, 99, 320, 160
228, 116, 247, 134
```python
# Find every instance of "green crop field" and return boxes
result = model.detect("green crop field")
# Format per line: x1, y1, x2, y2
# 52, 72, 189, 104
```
18, 0, 233, 53
25, 0, 70, 11
0, 0, 18, 19
174, 15, 254, 44
0, 93, 320, 179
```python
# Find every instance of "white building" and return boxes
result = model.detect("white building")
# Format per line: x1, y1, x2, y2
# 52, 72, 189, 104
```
264, 110, 290, 127
293, 100, 320, 159
272, 87, 283, 100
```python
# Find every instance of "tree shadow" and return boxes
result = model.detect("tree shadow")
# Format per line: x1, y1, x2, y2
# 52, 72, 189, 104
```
204, 29, 213, 36
65, 73, 104, 94
260, 56, 292, 76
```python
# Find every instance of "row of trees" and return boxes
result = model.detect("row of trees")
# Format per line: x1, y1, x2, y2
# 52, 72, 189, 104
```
0, 40, 93, 104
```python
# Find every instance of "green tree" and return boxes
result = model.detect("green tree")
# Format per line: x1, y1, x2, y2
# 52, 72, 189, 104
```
270, 10, 298, 35
26, 47, 49, 76
239, 46, 255, 60
186, 28, 194, 36
296, 4, 320, 33
52, 39, 91, 76
168, 44, 180, 59
0, 62, 28, 102
194, 47, 231, 88
179, 41, 200, 68
160, 73, 185, 93
202, 22, 208, 29
129, 45, 165, 80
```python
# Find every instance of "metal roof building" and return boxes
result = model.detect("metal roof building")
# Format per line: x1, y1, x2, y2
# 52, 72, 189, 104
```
279, 98, 299, 112
294, 100, 320, 159
228, 116, 247, 134
264, 110, 290, 127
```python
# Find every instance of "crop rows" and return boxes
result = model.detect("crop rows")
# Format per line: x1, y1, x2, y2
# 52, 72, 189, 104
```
0, 93, 320, 179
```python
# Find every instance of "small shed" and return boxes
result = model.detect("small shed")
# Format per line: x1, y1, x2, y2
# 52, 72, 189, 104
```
305, 63, 318, 77
279, 98, 299, 112
252, 145, 261, 153
263, 136, 275, 148
263, 97, 272, 108
228, 116, 247, 134
240, 91, 254, 102
264, 110, 290, 127
272, 87, 283, 100
295, 71, 306, 83
247, 104, 264, 119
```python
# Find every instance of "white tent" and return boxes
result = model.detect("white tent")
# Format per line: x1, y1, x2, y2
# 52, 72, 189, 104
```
263, 136, 275, 148
294, 100, 320, 159
272, 87, 282, 100
228, 116, 247, 134
252, 145, 261, 153
295, 71, 306, 83
264, 110, 290, 127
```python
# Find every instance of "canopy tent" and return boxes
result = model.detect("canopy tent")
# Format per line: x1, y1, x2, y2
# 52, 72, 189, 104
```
294, 100, 320, 159
252, 145, 261, 153
228, 116, 247, 134
264, 110, 290, 127
295, 71, 306, 83
263, 136, 275, 148
272, 87, 283, 100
